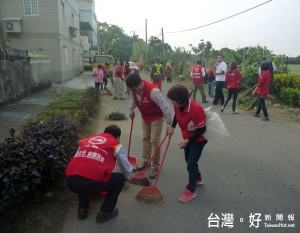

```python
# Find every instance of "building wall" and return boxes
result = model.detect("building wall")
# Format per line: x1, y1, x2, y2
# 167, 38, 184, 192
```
77, 0, 97, 46
0, 0, 82, 83
58, 0, 82, 82
0, 56, 51, 105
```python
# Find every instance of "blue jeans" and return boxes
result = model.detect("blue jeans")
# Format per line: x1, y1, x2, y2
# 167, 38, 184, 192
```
184, 141, 207, 192
208, 81, 215, 96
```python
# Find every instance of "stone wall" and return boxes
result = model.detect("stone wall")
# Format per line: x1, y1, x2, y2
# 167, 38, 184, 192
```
0, 57, 51, 104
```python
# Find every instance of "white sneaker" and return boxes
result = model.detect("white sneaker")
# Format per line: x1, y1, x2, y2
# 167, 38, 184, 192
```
232, 111, 239, 114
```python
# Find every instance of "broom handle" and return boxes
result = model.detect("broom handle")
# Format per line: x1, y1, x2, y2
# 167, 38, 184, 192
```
153, 135, 172, 185
127, 118, 134, 157
140, 134, 168, 172
241, 83, 255, 91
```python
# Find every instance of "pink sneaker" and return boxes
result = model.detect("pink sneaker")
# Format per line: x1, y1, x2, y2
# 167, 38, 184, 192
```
196, 178, 204, 186
179, 189, 196, 203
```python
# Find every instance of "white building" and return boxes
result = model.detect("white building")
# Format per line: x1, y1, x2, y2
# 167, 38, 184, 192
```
77, 0, 98, 69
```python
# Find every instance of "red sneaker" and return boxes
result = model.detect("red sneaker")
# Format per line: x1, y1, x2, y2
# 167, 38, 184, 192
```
179, 189, 196, 203
196, 178, 204, 186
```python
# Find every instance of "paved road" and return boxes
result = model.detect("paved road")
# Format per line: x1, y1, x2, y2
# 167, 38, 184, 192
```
61, 75, 300, 233
0, 72, 96, 141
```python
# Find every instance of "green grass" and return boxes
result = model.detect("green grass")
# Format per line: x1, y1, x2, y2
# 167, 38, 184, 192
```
38, 90, 85, 121
287, 64, 300, 74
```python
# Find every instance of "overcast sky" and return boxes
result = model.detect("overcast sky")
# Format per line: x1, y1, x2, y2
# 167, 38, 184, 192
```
95, 0, 300, 57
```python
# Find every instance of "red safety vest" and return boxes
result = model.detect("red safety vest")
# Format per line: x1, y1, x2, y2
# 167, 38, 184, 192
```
115, 66, 123, 78
66, 133, 120, 182
132, 80, 163, 124
192, 65, 204, 83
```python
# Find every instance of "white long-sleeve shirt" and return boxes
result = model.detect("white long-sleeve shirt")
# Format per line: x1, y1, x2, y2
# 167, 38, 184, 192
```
115, 145, 133, 180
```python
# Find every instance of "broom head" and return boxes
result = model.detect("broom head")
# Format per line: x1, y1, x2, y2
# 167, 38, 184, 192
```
136, 185, 163, 203
130, 172, 151, 186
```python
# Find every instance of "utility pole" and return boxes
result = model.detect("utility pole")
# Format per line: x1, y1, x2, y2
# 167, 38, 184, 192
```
145, 19, 147, 44
132, 30, 135, 61
200, 39, 204, 66
161, 27, 164, 55
145, 19, 148, 62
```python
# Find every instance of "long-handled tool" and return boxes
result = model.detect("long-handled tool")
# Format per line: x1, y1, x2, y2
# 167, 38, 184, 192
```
135, 135, 172, 203
240, 83, 259, 111
241, 83, 255, 91
130, 135, 168, 186
127, 118, 137, 170
189, 89, 193, 98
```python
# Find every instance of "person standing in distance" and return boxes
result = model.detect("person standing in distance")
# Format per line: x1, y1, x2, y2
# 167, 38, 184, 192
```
191, 59, 208, 103
213, 56, 227, 105
253, 62, 272, 121
150, 57, 165, 91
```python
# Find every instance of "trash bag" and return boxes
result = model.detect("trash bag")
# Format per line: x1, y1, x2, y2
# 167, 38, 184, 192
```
203, 107, 229, 140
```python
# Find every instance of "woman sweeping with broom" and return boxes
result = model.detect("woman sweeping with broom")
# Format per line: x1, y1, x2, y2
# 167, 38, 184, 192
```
167, 84, 207, 203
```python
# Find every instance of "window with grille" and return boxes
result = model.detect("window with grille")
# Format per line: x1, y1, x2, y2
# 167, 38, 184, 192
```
24, 0, 39, 16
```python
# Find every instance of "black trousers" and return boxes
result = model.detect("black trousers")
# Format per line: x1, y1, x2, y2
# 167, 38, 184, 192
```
223, 88, 239, 111
213, 81, 225, 105
103, 78, 107, 88
256, 96, 268, 118
184, 141, 207, 192
66, 174, 125, 213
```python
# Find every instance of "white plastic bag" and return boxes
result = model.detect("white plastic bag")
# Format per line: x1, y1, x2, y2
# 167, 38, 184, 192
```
203, 107, 230, 140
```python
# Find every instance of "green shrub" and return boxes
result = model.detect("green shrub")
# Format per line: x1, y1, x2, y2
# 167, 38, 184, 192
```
39, 88, 99, 131
280, 87, 300, 106
274, 74, 300, 92
0, 88, 100, 213
241, 63, 259, 87
0, 117, 79, 212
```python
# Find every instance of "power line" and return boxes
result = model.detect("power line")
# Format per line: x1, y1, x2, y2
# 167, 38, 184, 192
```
135, 25, 145, 33
165, 0, 273, 34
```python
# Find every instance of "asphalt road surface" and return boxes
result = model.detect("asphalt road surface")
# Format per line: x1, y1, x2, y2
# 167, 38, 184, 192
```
62, 75, 299, 233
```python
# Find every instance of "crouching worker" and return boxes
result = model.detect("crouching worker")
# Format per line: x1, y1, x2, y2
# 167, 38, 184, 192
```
65, 125, 133, 223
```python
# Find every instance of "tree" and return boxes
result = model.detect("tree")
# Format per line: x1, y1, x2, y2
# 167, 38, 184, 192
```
132, 38, 148, 66
189, 40, 213, 65
97, 22, 133, 61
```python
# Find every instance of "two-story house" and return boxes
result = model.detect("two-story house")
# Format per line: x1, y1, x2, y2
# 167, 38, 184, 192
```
0, 0, 83, 83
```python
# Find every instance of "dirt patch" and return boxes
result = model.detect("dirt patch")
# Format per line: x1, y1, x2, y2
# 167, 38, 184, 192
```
265, 105, 300, 124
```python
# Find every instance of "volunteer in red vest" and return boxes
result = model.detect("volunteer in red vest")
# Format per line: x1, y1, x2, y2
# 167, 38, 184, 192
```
113, 62, 125, 100
65, 125, 133, 223
167, 84, 207, 203
252, 62, 272, 121
221, 60, 243, 114
150, 57, 165, 91
126, 73, 173, 179
191, 59, 208, 103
